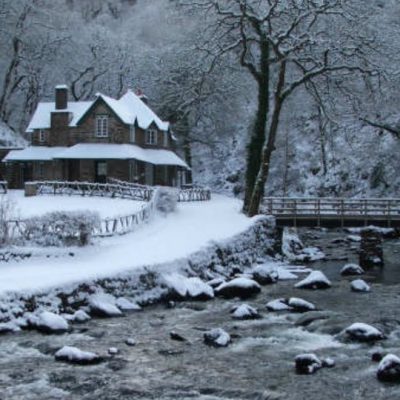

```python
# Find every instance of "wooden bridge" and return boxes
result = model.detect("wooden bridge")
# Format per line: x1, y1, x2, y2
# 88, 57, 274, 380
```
263, 197, 400, 228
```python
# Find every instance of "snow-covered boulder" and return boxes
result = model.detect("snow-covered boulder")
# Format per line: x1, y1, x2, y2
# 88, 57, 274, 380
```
170, 331, 187, 342
266, 298, 292, 312
347, 235, 362, 242
345, 323, 385, 342
276, 267, 298, 280
88, 294, 123, 318
55, 346, 103, 365
125, 338, 136, 346
266, 297, 315, 313
251, 264, 278, 285
351, 279, 370, 293
108, 347, 119, 355
295, 354, 323, 374
294, 271, 331, 290
215, 277, 261, 299
34, 311, 69, 334
207, 277, 225, 288
230, 304, 260, 320
72, 310, 91, 323
377, 354, 400, 382
287, 297, 316, 313
116, 297, 142, 311
163, 274, 214, 301
341, 263, 365, 276
203, 328, 231, 347
282, 228, 325, 261
0, 322, 20, 335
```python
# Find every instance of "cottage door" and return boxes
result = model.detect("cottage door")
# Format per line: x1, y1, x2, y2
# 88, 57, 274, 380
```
145, 163, 154, 186
95, 161, 107, 183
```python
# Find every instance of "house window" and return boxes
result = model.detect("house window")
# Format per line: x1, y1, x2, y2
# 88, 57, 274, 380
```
95, 115, 109, 137
145, 128, 157, 145
39, 129, 45, 143
130, 124, 136, 143
163, 131, 169, 147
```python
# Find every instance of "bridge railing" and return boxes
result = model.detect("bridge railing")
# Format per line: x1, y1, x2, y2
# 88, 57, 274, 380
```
264, 197, 400, 218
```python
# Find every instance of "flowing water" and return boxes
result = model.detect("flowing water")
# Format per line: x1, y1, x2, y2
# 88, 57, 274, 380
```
0, 228, 400, 400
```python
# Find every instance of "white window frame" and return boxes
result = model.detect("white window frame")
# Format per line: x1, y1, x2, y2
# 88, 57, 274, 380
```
95, 115, 109, 137
145, 128, 157, 145
130, 124, 136, 143
39, 129, 46, 143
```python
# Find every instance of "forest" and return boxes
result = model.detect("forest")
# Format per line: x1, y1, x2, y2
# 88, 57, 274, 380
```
1, 0, 400, 213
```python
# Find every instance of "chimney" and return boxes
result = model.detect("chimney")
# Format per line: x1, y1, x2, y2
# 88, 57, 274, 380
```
136, 88, 148, 105
55, 84, 68, 110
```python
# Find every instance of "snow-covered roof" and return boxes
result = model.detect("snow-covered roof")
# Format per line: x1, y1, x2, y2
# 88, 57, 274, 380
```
26, 102, 92, 133
27, 89, 169, 133
55, 143, 189, 168
3, 144, 189, 168
3, 146, 67, 161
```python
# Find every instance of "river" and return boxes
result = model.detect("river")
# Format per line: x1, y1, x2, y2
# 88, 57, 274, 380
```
0, 228, 399, 400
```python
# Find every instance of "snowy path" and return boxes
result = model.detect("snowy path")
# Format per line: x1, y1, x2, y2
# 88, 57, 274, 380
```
0, 195, 254, 295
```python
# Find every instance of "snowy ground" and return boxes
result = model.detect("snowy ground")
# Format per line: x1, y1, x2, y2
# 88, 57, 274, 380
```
0, 194, 255, 295
5, 190, 145, 219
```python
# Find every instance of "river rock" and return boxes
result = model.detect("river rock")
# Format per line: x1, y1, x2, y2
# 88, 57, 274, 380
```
266, 298, 292, 312
204, 328, 231, 347
215, 277, 261, 299
345, 322, 385, 342
294, 271, 331, 290
72, 310, 91, 323
230, 304, 260, 320
295, 353, 322, 374
251, 264, 278, 285
170, 331, 187, 342
351, 279, 370, 292
287, 297, 316, 313
34, 311, 69, 334
116, 297, 142, 311
55, 346, 103, 365
295, 311, 331, 327
377, 354, 400, 382
163, 274, 214, 301
108, 347, 119, 355
341, 263, 365, 276
88, 294, 124, 318
125, 338, 136, 346
0, 322, 19, 334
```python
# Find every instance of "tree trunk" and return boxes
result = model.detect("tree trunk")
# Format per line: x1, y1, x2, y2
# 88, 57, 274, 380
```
247, 60, 286, 217
242, 41, 269, 213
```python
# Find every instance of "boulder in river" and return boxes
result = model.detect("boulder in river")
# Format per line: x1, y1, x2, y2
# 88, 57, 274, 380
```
266, 298, 292, 312
294, 271, 331, 290
377, 354, 400, 383
295, 353, 323, 374
215, 277, 261, 299
88, 294, 124, 318
344, 322, 385, 342
251, 264, 278, 285
203, 328, 231, 347
55, 346, 103, 365
163, 274, 214, 301
116, 297, 142, 311
230, 304, 260, 320
350, 279, 370, 293
341, 263, 365, 276
287, 297, 316, 313
72, 310, 91, 323
33, 311, 69, 334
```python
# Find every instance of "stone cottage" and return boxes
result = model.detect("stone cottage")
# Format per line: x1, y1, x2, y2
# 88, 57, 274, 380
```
2, 85, 189, 188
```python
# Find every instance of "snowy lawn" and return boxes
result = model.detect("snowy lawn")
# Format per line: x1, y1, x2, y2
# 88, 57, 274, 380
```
5, 190, 145, 219
0, 194, 255, 295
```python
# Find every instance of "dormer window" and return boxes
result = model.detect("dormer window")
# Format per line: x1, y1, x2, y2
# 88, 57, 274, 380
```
145, 128, 157, 145
163, 131, 169, 147
95, 115, 108, 137
130, 124, 136, 143
39, 129, 46, 143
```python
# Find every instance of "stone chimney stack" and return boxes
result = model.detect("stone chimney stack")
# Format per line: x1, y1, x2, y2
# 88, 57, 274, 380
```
55, 85, 68, 110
